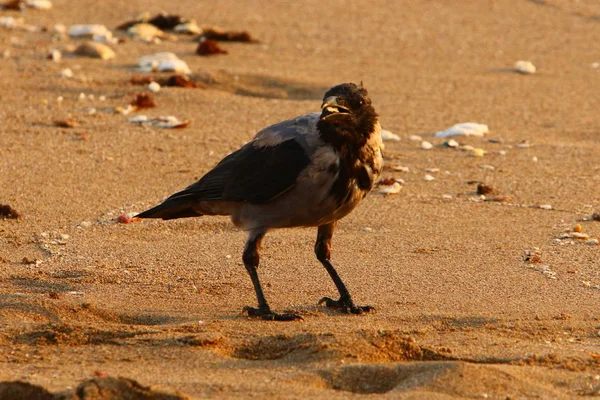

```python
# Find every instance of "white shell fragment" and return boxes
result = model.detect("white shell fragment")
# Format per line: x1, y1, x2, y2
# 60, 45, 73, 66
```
435, 123, 489, 138
138, 52, 191, 74
380, 129, 400, 141
421, 141, 433, 150
408, 135, 422, 142
25, 0, 53, 9
515, 60, 536, 75
60, 68, 73, 78
174, 21, 202, 35
128, 115, 191, 129
69, 24, 109, 38
378, 182, 402, 195
48, 49, 61, 62
392, 165, 410, 172
148, 81, 161, 93
74, 41, 115, 60
538, 204, 552, 210
128, 115, 149, 123
128, 23, 165, 41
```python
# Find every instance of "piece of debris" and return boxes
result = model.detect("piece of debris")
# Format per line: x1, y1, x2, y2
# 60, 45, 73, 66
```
138, 52, 191, 74
476, 183, 494, 195
0, 204, 22, 219
421, 141, 433, 150
165, 74, 203, 88
174, 21, 202, 35
201, 26, 258, 42
435, 122, 489, 138
130, 93, 156, 109
53, 117, 77, 128
69, 24, 109, 38
515, 60, 536, 74
380, 129, 400, 141
128, 115, 191, 129
378, 182, 402, 195
74, 41, 115, 60
128, 23, 165, 41
538, 204, 552, 210
148, 81, 161, 93
196, 38, 228, 56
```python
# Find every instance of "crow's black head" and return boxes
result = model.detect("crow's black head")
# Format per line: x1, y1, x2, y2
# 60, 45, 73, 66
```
318, 82, 378, 147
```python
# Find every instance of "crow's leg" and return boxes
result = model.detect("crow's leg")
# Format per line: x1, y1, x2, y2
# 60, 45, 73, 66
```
315, 222, 374, 314
242, 229, 302, 321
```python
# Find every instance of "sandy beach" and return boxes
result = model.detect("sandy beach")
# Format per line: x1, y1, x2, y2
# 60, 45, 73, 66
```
1, 0, 600, 398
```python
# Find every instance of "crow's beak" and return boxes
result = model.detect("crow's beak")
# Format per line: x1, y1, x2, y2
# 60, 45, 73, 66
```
321, 96, 351, 118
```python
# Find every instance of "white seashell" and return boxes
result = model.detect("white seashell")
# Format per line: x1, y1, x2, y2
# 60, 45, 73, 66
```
408, 135, 422, 142
138, 52, 179, 67
539, 204, 552, 210
480, 165, 495, 170
424, 174, 435, 181
156, 59, 191, 74
129, 115, 149, 123
0, 17, 21, 29
591, 62, 600, 69
435, 122, 489, 138
442, 194, 453, 199
25, 0, 52, 9
174, 21, 202, 35
155, 116, 190, 129
515, 60, 536, 74
586, 239, 599, 245
425, 168, 439, 173
78, 92, 86, 101
74, 41, 115, 60
93, 31, 116, 44
69, 24, 109, 38
445, 139, 459, 148
378, 182, 402, 195
148, 81, 161, 93
53, 23, 66, 34
471, 148, 485, 157
60, 70, 71, 79
516, 141, 531, 148
128, 23, 164, 41
380, 129, 400, 141
460, 145, 474, 152
392, 165, 410, 172
420, 141, 433, 150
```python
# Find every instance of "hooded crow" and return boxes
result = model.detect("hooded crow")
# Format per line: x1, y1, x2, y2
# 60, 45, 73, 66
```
137, 82, 383, 321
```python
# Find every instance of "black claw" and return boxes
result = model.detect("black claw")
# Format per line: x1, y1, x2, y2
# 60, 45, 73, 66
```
318, 297, 374, 315
243, 306, 303, 321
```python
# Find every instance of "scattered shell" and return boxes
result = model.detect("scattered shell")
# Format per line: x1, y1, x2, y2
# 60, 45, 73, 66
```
173, 21, 202, 35
516, 141, 532, 148
155, 116, 191, 129
424, 174, 435, 182
74, 41, 115, 60
138, 52, 191, 74
444, 139, 459, 148
532, 156, 538, 162
69, 24, 109, 38
128, 23, 165, 41
539, 204, 552, 210
471, 148, 486, 157
148, 81, 161, 93
196, 38, 228, 56
380, 129, 400, 141
435, 123, 489, 138
25, 0, 52, 9
586, 239, 599, 246
442, 194, 453, 200
424, 168, 439, 173
485, 195, 512, 203
392, 165, 410, 172
378, 182, 402, 195
93, 31, 116, 44
361, 227, 373, 232
480, 165, 495, 170
128, 115, 149, 123
420, 141, 433, 150
515, 60, 536, 74
60, 68, 73, 78
408, 135, 422, 142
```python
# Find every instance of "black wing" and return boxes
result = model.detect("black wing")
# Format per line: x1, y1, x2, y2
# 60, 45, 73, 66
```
137, 138, 310, 219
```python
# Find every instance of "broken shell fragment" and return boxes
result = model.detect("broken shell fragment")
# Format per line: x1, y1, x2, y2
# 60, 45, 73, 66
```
148, 81, 161, 93
408, 135, 422, 142
539, 204, 552, 210
60, 68, 73, 78
515, 60, 536, 74
128, 23, 165, 41
471, 148, 486, 157
25, 0, 52, 9
155, 116, 190, 129
69, 24, 109, 38
424, 174, 435, 182
380, 129, 400, 141
48, 49, 61, 62
74, 41, 115, 60
138, 52, 191, 74
421, 141, 433, 150
435, 123, 489, 138
378, 182, 402, 195
174, 21, 202, 35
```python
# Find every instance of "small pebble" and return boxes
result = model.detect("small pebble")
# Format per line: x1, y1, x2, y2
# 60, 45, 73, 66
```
48, 49, 61, 62
60, 68, 73, 78
515, 60, 536, 74
74, 41, 115, 60
539, 204, 552, 210
471, 148, 485, 157
424, 174, 435, 182
380, 129, 400, 141
421, 141, 433, 150
69, 24, 109, 38
408, 135, 422, 142
532, 156, 538, 162
148, 81, 161, 93
435, 122, 489, 138
445, 139, 459, 148
392, 165, 410, 172
361, 227, 373, 232
378, 182, 402, 195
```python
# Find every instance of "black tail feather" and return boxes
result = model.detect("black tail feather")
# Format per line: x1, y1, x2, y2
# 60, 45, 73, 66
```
136, 196, 203, 220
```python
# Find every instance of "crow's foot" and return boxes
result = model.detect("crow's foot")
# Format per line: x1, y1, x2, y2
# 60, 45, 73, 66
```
318, 297, 374, 314
243, 306, 303, 321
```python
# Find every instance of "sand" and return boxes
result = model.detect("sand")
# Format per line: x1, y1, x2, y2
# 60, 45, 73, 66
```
1, 0, 600, 398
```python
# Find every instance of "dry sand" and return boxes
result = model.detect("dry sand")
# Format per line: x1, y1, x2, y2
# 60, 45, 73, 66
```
1, 0, 600, 398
